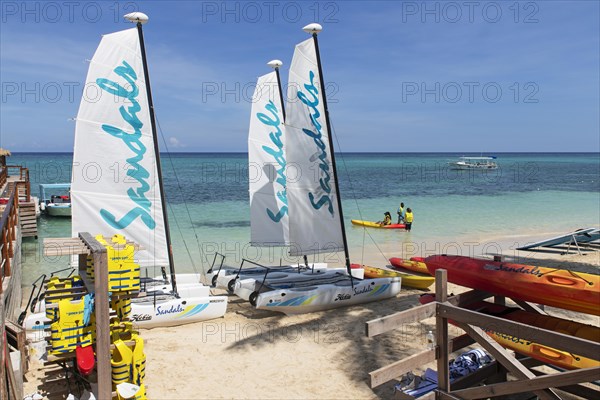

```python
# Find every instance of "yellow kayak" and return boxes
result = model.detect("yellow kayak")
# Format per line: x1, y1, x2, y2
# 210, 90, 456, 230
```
351, 219, 406, 229
362, 265, 434, 290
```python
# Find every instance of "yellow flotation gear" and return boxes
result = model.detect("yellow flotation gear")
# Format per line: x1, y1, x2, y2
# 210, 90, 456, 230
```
110, 297, 132, 320
49, 298, 93, 354
111, 330, 147, 399
405, 211, 414, 223
45, 275, 84, 323
95, 234, 140, 293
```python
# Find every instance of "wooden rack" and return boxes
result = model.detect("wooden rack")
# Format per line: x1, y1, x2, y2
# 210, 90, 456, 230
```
366, 269, 600, 399
43, 232, 113, 399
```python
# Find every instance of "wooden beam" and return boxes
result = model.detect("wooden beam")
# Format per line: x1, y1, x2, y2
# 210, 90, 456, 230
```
366, 303, 435, 337
435, 269, 450, 394
366, 289, 491, 337
454, 322, 560, 400
439, 303, 600, 361
371, 349, 433, 388
451, 367, 600, 399
80, 232, 111, 400
530, 366, 600, 399
369, 334, 475, 388
512, 299, 547, 315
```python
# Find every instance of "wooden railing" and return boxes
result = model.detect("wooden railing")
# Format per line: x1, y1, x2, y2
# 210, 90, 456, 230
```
0, 167, 6, 189
0, 187, 18, 292
3, 165, 30, 202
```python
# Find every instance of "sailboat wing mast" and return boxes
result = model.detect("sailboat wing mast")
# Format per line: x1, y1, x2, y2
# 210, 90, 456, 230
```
71, 13, 176, 293
131, 14, 178, 294
248, 62, 290, 247
285, 23, 351, 277
305, 24, 352, 276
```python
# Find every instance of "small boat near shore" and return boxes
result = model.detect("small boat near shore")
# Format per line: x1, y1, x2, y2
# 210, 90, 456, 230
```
39, 183, 71, 217
448, 156, 498, 170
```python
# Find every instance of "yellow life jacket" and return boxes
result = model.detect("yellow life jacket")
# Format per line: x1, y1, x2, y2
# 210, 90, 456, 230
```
405, 211, 414, 223
111, 331, 147, 399
50, 298, 93, 354
95, 234, 141, 293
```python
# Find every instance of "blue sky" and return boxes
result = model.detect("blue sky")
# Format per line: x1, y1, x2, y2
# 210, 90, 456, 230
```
1, 1, 598, 152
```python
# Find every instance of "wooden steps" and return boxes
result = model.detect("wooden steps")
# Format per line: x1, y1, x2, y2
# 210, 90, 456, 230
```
18, 201, 37, 238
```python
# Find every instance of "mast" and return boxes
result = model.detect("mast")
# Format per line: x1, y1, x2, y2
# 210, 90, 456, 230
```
126, 12, 178, 295
303, 23, 353, 280
267, 60, 286, 121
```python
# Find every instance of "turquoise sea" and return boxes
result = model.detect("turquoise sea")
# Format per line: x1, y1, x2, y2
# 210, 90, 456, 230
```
9, 152, 600, 286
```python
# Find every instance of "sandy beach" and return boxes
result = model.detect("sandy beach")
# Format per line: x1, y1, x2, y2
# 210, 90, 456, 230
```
22, 234, 599, 400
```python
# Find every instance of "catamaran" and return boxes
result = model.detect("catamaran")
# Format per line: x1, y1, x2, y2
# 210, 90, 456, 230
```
248, 23, 402, 314
25, 13, 227, 331
211, 59, 343, 299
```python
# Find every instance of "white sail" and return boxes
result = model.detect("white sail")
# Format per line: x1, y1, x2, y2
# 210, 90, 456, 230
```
248, 71, 289, 246
286, 38, 344, 257
71, 28, 168, 267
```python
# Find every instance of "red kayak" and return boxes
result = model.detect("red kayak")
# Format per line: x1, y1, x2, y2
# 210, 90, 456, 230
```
425, 255, 600, 316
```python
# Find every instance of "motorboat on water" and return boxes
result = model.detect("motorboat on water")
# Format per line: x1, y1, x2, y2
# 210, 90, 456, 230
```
448, 156, 498, 170
39, 183, 71, 217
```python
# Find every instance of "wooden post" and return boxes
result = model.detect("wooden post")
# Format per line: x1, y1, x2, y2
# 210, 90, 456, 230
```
80, 232, 111, 400
435, 269, 449, 395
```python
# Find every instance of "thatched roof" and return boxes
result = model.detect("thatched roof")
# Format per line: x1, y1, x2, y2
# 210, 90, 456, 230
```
0, 148, 11, 156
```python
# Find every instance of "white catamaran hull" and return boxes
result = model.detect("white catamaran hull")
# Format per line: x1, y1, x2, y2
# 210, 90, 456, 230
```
24, 292, 227, 340
129, 295, 227, 328
212, 263, 330, 291
233, 268, 348, 301
255, 277, 402, 315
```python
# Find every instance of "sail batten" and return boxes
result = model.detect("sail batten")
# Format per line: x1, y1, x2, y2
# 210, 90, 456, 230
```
285, 38, 344, 257
72, 27, 168, 267
248, 71, 290, 247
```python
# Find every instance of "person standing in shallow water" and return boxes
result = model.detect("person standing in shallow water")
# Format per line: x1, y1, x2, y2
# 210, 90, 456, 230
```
404, 208, 413, 231
397, 202, 405, 224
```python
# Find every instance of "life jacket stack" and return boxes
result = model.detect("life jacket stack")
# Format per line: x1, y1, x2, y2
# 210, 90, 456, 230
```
95, 234, 141, 293
110, 322, 147, 399
46, 275, 96, 356
92, 234, 146, 399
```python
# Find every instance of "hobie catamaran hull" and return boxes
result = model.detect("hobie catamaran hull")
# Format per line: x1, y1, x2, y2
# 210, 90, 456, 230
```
255, 277, 401, 315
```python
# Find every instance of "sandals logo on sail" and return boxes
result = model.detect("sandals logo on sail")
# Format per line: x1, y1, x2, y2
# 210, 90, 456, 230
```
256, 100, 288, 222
297, 71, 334, 216
96, 61, 156, 231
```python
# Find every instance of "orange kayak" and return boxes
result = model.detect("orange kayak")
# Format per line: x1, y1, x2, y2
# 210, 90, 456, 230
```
425, 255, 600, 316
389, 257, 430, 275
419, 294, 599, 370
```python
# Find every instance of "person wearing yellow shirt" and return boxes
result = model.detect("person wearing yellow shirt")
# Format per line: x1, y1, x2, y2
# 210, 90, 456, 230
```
404, 208, 414, 231
397, 202, 405, 224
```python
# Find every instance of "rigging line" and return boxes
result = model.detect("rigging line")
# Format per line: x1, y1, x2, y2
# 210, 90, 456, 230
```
328, 117, 390, 266
154, 116, 205, 275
